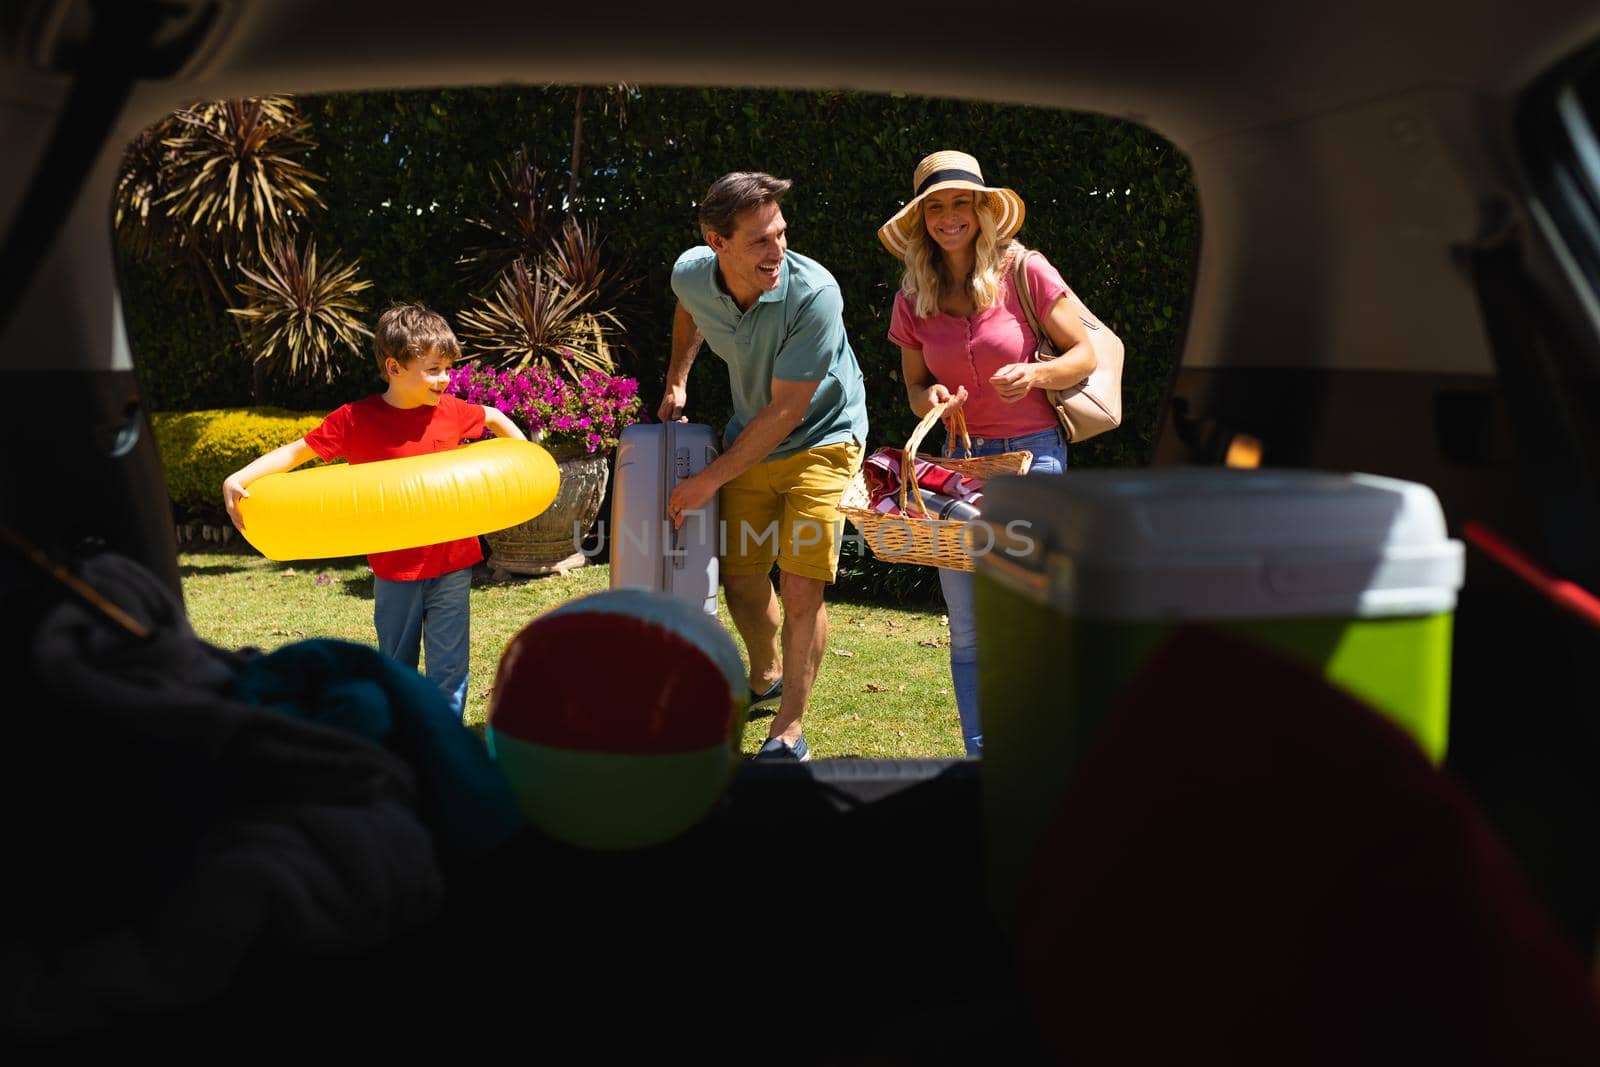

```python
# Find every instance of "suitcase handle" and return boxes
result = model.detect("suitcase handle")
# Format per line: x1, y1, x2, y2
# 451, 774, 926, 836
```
670, 445, 689, 570
660, 422, 688, 587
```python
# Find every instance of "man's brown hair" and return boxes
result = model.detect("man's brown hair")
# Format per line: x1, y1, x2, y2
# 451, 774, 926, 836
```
698, 172, 793, 240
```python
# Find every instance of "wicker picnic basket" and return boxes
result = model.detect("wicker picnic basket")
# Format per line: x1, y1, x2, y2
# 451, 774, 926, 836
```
840, 400, 1033, 572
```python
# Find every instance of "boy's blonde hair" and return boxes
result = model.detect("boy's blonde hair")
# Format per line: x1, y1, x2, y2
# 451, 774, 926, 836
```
900, 192, 1020, 319
374, 303, 461, 378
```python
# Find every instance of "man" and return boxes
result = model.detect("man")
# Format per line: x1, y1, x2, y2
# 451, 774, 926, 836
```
661, 171, 869, 761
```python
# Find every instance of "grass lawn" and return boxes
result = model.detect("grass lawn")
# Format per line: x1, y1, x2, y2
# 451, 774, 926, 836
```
178, 546, 965, 759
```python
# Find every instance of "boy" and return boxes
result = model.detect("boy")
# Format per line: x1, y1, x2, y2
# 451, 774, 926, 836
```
223, 303, 526, 717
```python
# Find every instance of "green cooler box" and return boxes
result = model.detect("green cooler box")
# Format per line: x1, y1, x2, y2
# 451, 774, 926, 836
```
972, 468, 1465, 922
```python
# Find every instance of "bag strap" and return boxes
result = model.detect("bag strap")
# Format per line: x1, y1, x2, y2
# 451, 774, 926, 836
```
1012, 250, 1053, 355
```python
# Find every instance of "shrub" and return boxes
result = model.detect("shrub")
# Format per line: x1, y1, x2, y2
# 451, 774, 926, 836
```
833, 547, 945, 606
152, 407, 328, 516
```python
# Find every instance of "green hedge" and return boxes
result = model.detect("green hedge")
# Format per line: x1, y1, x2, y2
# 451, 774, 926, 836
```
151, 408, 328, 516
122, 86, 1199, 598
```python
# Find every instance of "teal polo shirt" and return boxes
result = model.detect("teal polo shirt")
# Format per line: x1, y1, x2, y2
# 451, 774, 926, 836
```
671, 246, 868, 460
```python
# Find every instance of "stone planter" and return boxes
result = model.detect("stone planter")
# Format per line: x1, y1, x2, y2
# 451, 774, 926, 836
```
484, 447, 610, 579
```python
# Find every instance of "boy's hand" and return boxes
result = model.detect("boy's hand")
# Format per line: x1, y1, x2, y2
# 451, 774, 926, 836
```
217, 438, 315, 532
223, 476, 250, 530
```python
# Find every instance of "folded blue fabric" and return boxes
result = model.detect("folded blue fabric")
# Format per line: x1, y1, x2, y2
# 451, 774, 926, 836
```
228, 639, 524, 864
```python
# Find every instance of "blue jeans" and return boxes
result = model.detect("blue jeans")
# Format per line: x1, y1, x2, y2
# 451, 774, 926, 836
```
373, 566, 473, 718
939, 425, 1067, 756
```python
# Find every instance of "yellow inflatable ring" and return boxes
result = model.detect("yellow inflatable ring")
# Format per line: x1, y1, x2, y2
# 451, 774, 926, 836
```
237, 438, 561, 561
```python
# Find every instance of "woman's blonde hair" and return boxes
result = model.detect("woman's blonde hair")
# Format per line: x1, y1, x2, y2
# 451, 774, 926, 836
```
900, 191, 1021, 319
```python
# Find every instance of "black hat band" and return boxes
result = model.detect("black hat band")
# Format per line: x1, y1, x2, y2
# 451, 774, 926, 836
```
915, 169, 985, 197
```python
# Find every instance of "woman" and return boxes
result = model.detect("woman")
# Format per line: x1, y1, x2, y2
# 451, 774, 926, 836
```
880, 150, 1098, 756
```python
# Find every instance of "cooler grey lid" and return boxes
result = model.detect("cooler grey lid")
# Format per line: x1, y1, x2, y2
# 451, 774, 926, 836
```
973, 468, 1464, 620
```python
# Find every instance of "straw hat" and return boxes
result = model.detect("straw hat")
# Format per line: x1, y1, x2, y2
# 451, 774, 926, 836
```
877, 150, 1026, 259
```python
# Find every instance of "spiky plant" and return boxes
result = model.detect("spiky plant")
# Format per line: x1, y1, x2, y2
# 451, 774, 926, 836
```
458, 258, 615, 378
158, 96, 325, 270
546, 215, 641, 363
458, 149, 559, 290
548, 217, 638, 314
230, 237, 373, 385
114, 125, 179, 264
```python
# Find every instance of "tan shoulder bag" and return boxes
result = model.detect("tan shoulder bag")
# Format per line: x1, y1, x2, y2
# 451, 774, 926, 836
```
1012, 250, 1124, 443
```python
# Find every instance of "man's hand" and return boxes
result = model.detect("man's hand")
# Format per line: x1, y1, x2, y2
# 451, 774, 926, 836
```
660, 301, 702, 423
667, 471, 718, 529
989, 363, 1037, 404
658, 383, 688, 423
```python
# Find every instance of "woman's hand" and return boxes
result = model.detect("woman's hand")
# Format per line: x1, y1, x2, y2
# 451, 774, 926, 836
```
924, 383, 969, 415
989, 363, 1037, 403
925, 384, 970, 437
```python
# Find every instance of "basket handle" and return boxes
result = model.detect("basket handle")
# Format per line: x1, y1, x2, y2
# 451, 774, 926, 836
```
899, 400, 972, 516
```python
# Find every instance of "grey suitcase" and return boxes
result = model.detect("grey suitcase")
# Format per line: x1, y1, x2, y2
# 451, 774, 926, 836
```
608, 422, 721, 614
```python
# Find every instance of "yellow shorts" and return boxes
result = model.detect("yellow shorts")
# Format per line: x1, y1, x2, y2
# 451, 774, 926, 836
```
719, 440, 863, 583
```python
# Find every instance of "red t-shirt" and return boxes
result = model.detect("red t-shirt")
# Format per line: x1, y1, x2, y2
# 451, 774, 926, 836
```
303, 393, 488, 581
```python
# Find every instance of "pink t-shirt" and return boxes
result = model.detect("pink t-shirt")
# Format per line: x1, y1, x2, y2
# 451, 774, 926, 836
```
888, 251, 1071, 439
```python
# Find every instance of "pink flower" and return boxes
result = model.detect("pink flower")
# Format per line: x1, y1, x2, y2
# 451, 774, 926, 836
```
446, 361, 642, 452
